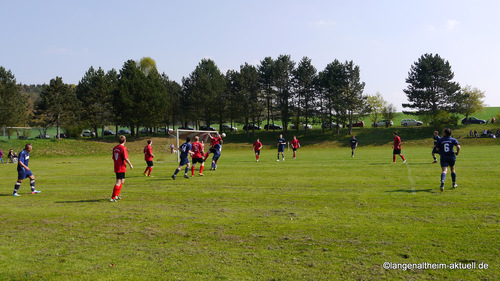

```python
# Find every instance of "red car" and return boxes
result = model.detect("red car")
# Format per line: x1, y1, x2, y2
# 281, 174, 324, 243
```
348, 120, 364, 127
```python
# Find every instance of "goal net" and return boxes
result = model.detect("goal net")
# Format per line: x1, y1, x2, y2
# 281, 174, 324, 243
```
176, 129, 219, 162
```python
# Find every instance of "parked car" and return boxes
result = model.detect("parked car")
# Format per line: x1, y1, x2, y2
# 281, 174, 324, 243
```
18, 136, 31, 140
103, 130, 115, 136
118, 129, 131, 135
347, 120, 364, 127
158, 127, 174, 134
321, 122, 342, 129
290, 123, 312, 129
401, 119, 423, 126
371, 119, 393, 127
54, 133, 68, 139
221, 124, 238, 132
178, 126, 194, 130
461, 117, 486, 125
81, 130, 96, 137
35, 134, 50, 139
199, 126, 217, 131
243, 124, 261, 130
264, 123, 283, 130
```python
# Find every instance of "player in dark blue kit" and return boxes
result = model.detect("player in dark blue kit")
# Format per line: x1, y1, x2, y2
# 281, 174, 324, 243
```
436, 128, 461, 192
277, 134, 286, 161
172, 137, 193, 180
13, 144, 41, 196
431, 131, 440, 163
349, 135, 358, 157
210, 143, 221, 170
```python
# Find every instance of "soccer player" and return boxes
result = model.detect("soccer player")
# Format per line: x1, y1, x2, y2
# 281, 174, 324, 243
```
12, 144, 40, 196
210, 142, 222, 170
436, 128, 460, 192
291, 136, 300, 159
277, 134, 286, 161
143, 140, 155, 177
204, 133, 222, 161
172, 137, 193, 180
253, 138, 263, 161
392, 131, 406, 163
191, 136, 205, 176
349, 135, 358, 157
111, 136, 133, 202
431, 131, 440, 163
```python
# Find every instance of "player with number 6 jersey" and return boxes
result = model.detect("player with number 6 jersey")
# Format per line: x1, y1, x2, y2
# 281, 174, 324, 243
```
436, 128, 460, 192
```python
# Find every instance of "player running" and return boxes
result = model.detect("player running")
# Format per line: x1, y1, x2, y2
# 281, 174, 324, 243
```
204, 133, 222, 161
143, 140, 155, 177
172, 137, 193, 180
436, 128, 460, 192
291, 136, 300, 159
111, 136, 133, 202
392, 131, 406, 163
349, 135, 358, 157
431, 131, 440, 163
191, 136, 205, 176
12, 144, 41, 196
253, 138, 263, 161
277, 134, 286, 161
210, 142, 222, 170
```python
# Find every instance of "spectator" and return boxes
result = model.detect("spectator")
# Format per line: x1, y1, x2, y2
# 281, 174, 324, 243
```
7, 149, 17, 163
0, 149, 4, 164
474, 130, 478, 137
492, 117, 496, 123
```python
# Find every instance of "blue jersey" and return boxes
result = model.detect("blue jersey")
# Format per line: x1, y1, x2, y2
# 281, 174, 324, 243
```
349, 138, 358, 148
213, 143, 221, 156
437, 136, 459, 158
17, 150, 29, 172
433, 135, 440, 147
179, 142, 192, 159
278, 138, 286, 149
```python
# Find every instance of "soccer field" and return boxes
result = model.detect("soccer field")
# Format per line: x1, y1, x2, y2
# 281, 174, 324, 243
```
0, 145, 498, 280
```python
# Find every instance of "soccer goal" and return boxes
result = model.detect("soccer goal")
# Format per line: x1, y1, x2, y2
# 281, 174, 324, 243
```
176, 129, 219, 162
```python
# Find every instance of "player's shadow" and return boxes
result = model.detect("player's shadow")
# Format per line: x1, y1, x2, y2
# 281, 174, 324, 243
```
55, 199, 107, 203
386, 189, 434, 193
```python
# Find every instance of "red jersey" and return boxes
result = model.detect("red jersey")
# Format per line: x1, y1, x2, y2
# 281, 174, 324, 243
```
291, 139, 300, 149
253, 141, 262, 151
191, 141, 204, 158
144, 144, 153, 161
393, 136, 402, 149
210, 137, 221, 146
113, 144, 129, 173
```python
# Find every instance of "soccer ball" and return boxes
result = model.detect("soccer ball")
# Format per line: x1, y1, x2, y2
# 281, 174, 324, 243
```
221, 133, 226, 137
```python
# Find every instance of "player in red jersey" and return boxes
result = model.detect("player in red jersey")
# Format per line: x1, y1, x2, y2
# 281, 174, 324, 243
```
143, 140, 155, 177
253, 138, 263, 161
291, 136, 300, 159
191, 136, 205, 176
204, 133, 222, 160
392, 131, 406, 163
111, 135, 133, 202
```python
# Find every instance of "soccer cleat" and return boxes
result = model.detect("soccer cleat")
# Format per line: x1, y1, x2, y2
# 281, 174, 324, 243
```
171, 175, 176, 180
115, 196, 121, 200
283, 158, 285, 161
199, 173, 204, 176
143, 172, 147, 176
31, 190, 41, 194
110, 198, 117, 202
440, 185, 444, 192
432, 160, 437, 163
13, 193, 21, 196
452, 183, 457, 189
184, 175, 189, 179
277, 159, 279, 162
403, 160, 406, 163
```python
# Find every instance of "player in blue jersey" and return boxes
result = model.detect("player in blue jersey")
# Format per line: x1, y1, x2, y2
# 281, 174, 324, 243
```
210, 143, 222, 170
431, 131, 440, 163
172, 137, 193, 180
13, 144, 41, 196
436, 128, 461, 192
277, 134, 286, 161
349, 135, 358, 157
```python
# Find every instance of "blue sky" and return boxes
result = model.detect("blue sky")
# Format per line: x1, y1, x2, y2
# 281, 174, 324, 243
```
1, 0, 499, 110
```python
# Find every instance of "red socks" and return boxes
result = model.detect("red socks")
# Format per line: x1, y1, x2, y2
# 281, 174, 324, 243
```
199, 165, 204, 174
112, 183, 123, 199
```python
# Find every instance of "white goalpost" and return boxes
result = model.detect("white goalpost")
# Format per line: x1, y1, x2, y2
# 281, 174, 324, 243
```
176, 129, 219, 162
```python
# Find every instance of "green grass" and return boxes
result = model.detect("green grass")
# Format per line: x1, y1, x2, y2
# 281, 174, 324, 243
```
0, 142, 498, 280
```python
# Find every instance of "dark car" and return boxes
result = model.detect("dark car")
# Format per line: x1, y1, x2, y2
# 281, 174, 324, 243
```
54, 133, 68, 139
264, 123, 283, 130
347, 120, 364, 127
243, 124, 262, 130
178, 126, 194, 130
199, 126, 217, 131
461, 117, 486, 125
321, 122, 342, 129
118, 129, 131, 135
35, 134, 50, 139
103, 130, 115, 136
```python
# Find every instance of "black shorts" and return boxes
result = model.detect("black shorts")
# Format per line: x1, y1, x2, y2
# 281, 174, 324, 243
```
192, 157, 204, 164
254, 150, 260, 155
115, 173, 125, 179
432, 147, 438, 154
292, 148, 297, 152
209, 147, 216, 153
393, 149, 401, 155
146, 160, 154, 167
440, 157, 456, 167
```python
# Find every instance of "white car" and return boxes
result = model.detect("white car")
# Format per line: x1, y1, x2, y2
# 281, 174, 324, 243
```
290, 123, 312, 129
371, 119, 393, 127
81, 130, 95, 137
401, 119, 423, 126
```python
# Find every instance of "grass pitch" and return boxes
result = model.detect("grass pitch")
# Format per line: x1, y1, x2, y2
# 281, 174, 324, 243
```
0, 144, 498, 280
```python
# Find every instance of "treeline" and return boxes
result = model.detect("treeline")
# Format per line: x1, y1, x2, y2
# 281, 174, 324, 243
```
0, 53, 484, 138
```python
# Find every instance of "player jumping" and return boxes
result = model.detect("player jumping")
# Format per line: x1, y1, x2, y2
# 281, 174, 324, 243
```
191, 136, 205, 176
